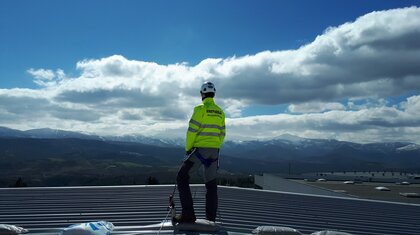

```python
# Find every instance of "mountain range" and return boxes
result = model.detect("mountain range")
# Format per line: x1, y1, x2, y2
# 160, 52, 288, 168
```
0, 126, 419, 186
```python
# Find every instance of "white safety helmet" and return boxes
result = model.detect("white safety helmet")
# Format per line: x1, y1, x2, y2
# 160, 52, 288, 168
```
200, 81, 216, 94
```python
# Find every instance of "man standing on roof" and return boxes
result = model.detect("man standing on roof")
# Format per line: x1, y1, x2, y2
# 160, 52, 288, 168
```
174, 81, 226, 224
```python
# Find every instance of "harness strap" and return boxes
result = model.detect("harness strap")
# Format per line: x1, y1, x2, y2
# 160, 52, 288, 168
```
194, 150, 218, 168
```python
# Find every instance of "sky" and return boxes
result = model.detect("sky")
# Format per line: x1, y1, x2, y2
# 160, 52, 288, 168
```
1, 0, 420, 144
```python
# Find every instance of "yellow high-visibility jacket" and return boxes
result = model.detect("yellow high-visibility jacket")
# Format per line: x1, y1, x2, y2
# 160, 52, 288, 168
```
185, 97, 226, 151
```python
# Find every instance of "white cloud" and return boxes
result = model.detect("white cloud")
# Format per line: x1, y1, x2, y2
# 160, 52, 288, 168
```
220, 99, 248, 118
27, 68, 55, 80
226, 97, 420, 143
288, 102, 345, 113
214, 7, 420, 104
401, 95, 420, 115
28, 68, 66, 87
0, 7, 419, 144
347, 98, 389, 111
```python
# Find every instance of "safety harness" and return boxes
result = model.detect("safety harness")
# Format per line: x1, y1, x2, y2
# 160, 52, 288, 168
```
194, 150, 218, 168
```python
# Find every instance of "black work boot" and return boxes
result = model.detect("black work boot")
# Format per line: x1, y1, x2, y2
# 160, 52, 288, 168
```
172, 214, 196, 224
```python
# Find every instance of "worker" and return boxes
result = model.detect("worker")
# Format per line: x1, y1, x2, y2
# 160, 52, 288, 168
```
174, 81, 226, 223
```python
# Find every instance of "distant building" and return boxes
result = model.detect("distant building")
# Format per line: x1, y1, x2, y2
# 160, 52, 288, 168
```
301, 171, 420, 184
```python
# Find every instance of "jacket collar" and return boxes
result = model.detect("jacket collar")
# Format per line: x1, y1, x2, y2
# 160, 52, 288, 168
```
202, 97, 214, 104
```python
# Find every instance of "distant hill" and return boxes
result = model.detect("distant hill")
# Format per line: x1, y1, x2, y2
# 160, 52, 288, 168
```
0, 126, 28, 138
0, 137, 185, 187
0, 126, 419, 186
222, 136, 420, 171
24, 128, 101, 140
0, 127, 181, 146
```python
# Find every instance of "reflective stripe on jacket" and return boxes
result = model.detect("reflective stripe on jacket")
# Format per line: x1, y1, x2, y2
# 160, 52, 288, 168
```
185, 97, 226, 151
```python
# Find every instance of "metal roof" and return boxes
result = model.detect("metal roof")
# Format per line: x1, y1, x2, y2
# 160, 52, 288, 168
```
1, 185, 420, 235
254, 174, 353, 198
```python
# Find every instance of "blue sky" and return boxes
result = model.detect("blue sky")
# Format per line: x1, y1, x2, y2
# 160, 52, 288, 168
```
1, 0, 420, 143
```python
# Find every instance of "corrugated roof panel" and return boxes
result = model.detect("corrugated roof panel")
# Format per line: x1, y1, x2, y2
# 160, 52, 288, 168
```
0, 185, 419, 235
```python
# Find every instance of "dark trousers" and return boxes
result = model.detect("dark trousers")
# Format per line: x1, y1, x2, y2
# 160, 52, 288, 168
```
176, 155, 218, 221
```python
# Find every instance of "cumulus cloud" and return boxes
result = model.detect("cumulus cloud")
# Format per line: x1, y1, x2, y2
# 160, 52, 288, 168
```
288, 102, 346, 113
1, 7, 420, 144
227, 96, 420, 143
217, 7, 420, 104
28, 68, 66, 86
27, 68, 55, 80
401, 95, 420, 115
